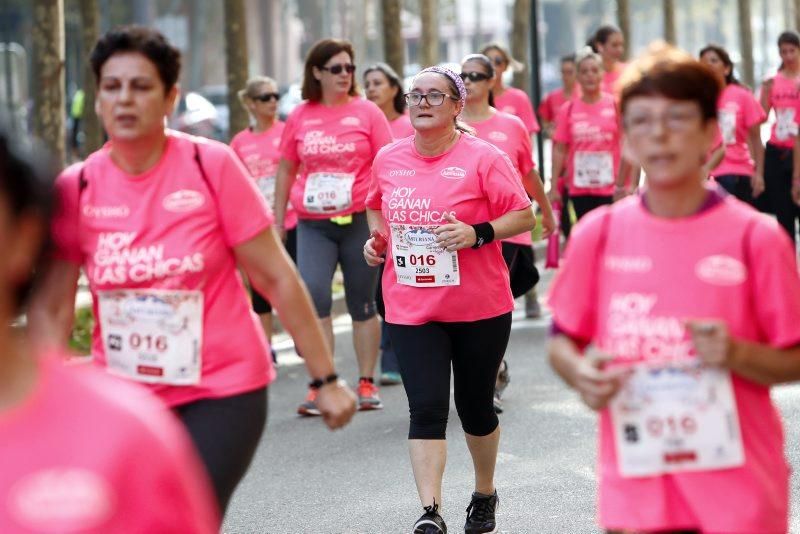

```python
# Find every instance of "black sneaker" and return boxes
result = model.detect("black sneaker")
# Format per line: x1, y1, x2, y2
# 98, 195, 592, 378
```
464, 490, 499, 534
413, 500, 447, 534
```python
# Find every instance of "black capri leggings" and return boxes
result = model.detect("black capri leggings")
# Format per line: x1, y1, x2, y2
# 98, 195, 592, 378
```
761, 143, 799, 242
252, 228, 297, 314
571, 194, 613, 221
387, 313, 512, 440
175, 387, 268, 515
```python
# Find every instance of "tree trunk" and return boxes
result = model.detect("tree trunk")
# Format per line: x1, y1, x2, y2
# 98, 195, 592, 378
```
32, 0, 65, 169
663, 0, 676, 44
419, 0, 438, 67
381, 0, 405, 77
79, 0, 102, 156
616, 0, 630, 60
511, 0, 530, 92
737, 0, 754, 88
796, 0, 800, 34
224, 0, 249, 141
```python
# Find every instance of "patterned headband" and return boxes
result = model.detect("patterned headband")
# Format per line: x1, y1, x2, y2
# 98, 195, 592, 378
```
418, 66, 466, 107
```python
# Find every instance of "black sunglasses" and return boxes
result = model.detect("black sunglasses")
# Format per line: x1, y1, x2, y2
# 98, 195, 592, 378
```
320, 63, 356, 75
253, 92, 280, 102
459, 71, 492, 82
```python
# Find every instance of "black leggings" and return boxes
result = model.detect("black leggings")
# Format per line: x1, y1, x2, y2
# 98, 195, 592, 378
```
175, 387, 268, 515
387, 313, 512, 440
572, 194, 613, 221
252, 228, 297, 314
762, 143, 799, 242
715, 174, 754, 205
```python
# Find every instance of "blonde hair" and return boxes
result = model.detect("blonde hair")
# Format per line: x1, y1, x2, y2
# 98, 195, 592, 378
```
480, 42, 524, 73
575, 46, 602, 68
237, 76, 278, 110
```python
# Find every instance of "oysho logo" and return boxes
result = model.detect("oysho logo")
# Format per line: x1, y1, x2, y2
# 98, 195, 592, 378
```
303, 118, 323, 126
162, 190, 205, 213
389, 169, 416, 177
82, 205, 130, 218
488, 131, 508, 142
340, 116, 361, 126
405, 228, 437, 246
695, 255, 747, 286
605, 255, 653, 273
440, 166, 467, 179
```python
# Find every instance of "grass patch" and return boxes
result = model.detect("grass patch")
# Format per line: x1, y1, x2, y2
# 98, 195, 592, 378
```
69, 306, 94, 355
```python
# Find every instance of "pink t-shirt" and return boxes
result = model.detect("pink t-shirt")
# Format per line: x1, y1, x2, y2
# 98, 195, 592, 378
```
230, 122, 299, 230
552, 94, 621, 197
52, 130, 276, 408
494, 87, 541, 134
366, 134, 531, 325
467, 111, 535, 246
0, 353, 218, 533
548, 192, 800, 533
280, 97, 393, 219
602, 63, 627, 96
389, 113, 414, 140
538, 87, 580, 124
766, 71, 800, 148
711, 84, 766, 178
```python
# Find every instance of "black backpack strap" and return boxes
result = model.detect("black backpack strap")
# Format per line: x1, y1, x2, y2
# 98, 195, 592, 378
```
193, 142, 218, 204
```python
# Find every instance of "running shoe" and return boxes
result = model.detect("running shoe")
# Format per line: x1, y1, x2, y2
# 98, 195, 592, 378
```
492, 392, 503, 414
493, 360, 510, 414
464, 490, 499, 534
297, 388, 321, 416
357, 378, 384, 410
413, 500, 447, 534
525, 291, 542, 318
380, 371, 402, 385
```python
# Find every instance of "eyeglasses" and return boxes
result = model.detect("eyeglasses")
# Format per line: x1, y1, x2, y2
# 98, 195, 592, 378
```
624, 108, 702, 135
320, 63, 356, 75
253, 92, 280, 102
460, 71, 492, 82
404, 92, 459, 107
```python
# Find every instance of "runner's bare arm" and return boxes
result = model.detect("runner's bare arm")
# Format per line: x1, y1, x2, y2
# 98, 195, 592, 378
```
522, 169, 556, 238
27, 260, 80, 348
273, 158, 299, 236
747, 125, 765, 197
701, 145, 725, 177
687, 320, 800, 386
363, 208, 387, 266
759, 78, 773, 114
549, 142, 568, 202
235, 228, 356, 428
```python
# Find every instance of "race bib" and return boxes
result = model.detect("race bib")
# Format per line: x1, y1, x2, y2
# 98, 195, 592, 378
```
610, 361, 744, 478
719, 109, 737, 145
390, 223, 459, 287
303, 172, 355, 213
574, 151, 614, 188
776, 108, 798, 140
97, 289, 204, 385
256, 175, 276, 209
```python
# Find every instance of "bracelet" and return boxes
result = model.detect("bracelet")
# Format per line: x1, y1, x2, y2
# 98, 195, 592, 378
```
471, 222, 495, 249
309, 373, 339, 390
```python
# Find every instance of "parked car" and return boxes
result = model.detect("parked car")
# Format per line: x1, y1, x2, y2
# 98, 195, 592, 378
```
198, 85, 229, 139
169, 91, 222, 140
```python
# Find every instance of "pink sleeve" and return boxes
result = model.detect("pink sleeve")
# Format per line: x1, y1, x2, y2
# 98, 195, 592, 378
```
482, 151, 532, 219
747, 216, 800, 348
547, 207, 610, 340
369, 105, 393, 156
743, 91, 767, 129
51, 165, 84, 265
516, 94, 541, 134
552, 103, 571, 144
202, 144, 273, 247
538, 94, 554, 123
517, 121, 535, 176
279, 107, 301, 163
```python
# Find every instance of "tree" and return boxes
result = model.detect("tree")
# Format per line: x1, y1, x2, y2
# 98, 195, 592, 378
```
32, 0, 65, 169
224, 0, 249, 141
616, 0, 630, 60
511, 0, 530, 92
663, 0, 676, 44
382, 0, 405, 77
737, 0, 754, 88
419, 0, 438, 67
79, 0, 102, 155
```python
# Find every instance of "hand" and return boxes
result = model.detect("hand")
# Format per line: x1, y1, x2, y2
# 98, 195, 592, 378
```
751, 174, 765, 198
548, 187, 562, 206
433, 213, 476, 252
540, 210, 557, 239
275, 224, 287, 243
687, 320, 734, 368
571, 349, 631, 411
315, 380, 357, 430
363, 230, 387, 266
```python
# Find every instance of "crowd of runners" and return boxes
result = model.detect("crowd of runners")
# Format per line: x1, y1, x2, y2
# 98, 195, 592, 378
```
2, 19, 800, 534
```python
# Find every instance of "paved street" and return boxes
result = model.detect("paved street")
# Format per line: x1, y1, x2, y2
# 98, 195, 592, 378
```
224, 267, 800, 533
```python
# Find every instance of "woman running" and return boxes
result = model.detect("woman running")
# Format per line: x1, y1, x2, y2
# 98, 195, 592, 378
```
548, 44, 800, 534
364, 66, 535, 534
550, 47, 629, 221
589, 25, 627, 96
29, 26, 356, 515
700, 44, 766, 204
230, 76, 298, 354
761, 31, 800, 242
274, 39, 393, 415
480, 42, 541, 137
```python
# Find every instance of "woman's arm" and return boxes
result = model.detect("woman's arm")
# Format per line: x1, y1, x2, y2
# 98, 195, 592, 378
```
747, 125, 765, 197
701, 146, 726, 177
27, 260, 81, 348
549, 142, 568, 203
522, 169, 556, 238
433, 207, 535, 252
363, 208, 388, 266
273, 158, 299, 239
759, 78, 773, 115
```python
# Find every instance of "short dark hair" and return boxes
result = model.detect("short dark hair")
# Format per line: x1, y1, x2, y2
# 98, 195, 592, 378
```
461, 54, 496, 108
588, 25, 622, 52
363, 62, 406, 114
699, 44, 739, 86
0, 125, 55, 311
90, 25, 181, 93
302, 39, 360, 102
778, 30, 800, 49
560, 54, 576, 65
620, 43, 721, 123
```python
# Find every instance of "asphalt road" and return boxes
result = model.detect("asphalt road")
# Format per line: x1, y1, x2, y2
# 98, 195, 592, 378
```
223, 268, 800, 534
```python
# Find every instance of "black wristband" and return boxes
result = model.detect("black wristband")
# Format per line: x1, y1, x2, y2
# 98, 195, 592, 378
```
309, 373, 339, 390
471, 222, 495, 249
